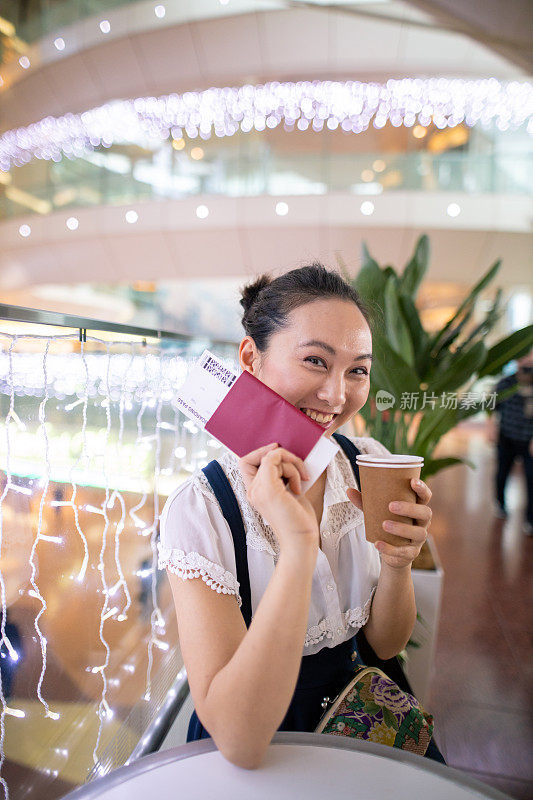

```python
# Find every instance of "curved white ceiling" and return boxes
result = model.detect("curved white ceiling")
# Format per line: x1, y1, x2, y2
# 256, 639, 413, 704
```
0, 4, 520, 133
1, 193, 531, 290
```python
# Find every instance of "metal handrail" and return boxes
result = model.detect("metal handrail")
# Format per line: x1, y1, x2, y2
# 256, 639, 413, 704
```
125, 677, 191, 765
0, 303, 238, 347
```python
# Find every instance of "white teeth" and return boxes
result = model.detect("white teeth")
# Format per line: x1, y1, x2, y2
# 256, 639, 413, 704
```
301, 408, 334, 424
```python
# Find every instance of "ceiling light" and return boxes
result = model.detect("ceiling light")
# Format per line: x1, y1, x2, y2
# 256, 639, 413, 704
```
373, 159, 386, 172
66, 216, 79, 230
190, 147, 204, 160
361, 169, 374, 182
54, 37, 65, 51
275, 202, 289, 216
154, 4, 165, 17
196, 205, 209, 219
360, 201, 374, 216
172, 138, 185, 151
1, 79, 531, 172
99, 20, 111, 33
19, 224, 31, 238
446, 203, 461, 218
19, 56, 30, 69
125, 210, 138, 223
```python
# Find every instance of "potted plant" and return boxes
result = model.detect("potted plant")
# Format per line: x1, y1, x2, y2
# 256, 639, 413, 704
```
340, 235, 533, 479
339, 236, 533, 701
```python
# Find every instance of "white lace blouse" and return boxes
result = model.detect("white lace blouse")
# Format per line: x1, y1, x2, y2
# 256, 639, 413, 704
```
157, 435, 392, 656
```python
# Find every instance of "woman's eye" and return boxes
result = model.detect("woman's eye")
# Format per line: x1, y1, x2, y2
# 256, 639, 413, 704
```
304, 357, 368, 376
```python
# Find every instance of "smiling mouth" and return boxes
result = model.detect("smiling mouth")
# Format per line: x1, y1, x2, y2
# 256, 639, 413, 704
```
300, 407, 338, 425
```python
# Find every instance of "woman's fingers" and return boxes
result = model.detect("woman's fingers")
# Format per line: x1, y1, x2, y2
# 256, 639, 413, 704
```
382, 521, 428, 544
240, 442, 279, 467
410, 478, 432, 503
346, 487, 363, 511
261, 447, 310, 483
387, 500, 432, 526
375, 541, 421, 564
281, 462, 303, 495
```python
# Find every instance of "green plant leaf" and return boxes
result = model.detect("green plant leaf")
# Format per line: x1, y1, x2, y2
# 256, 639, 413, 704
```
412, 405, 460, 454
477, 325, 533, 378
399, 234, 429, 298
422, 456, 474, 479
335, 251, 351, 283
428, 260, 501, 353
384, 277, 415, 366
456, 289, 504, 353
353, 243, 389, 321
415, 392, 489, 456
398, 294, 429, 364
427, 340, 487, 396
383, 266, 399, 284
432, 302, 476, 358
492, 381, 520, 408
369, 330, 420, 399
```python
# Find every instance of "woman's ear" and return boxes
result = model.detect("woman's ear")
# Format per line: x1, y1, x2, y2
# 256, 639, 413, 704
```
239, 336, 259, 374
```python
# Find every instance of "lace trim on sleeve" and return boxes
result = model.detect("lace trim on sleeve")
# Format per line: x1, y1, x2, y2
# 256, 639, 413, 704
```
195, 470, 222, 506
344, 586, 376, 629
303, 588, 375, 648
157, 544, 242, 607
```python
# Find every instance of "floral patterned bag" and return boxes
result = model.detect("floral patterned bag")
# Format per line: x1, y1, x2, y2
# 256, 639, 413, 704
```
314, 664, 434, 755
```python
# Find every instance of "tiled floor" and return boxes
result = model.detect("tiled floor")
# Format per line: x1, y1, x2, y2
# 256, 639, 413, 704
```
427, 424, 533, 799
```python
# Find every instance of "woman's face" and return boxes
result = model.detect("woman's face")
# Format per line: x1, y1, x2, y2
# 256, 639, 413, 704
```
239, 298, 372, 438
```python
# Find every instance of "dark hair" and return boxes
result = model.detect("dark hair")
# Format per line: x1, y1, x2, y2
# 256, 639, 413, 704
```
240, 262, 372, 352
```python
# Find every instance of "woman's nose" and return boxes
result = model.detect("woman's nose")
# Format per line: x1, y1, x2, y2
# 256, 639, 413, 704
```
316, 374, 346, 409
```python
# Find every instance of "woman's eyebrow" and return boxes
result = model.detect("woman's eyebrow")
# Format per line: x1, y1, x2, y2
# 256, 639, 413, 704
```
297, 340, 373, 361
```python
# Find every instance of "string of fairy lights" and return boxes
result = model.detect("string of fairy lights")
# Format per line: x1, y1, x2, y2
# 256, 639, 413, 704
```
0, 331, 232, 797
0, 78, 532, 170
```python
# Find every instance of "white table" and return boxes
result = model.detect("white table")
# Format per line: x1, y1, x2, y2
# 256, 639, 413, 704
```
65, 732, 511, 799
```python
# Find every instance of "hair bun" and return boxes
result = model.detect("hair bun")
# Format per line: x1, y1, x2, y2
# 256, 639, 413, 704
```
239, 275, 271, 317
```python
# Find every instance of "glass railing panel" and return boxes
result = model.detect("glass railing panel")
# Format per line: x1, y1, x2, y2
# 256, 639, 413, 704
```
0, 311, 238, 799
1, 140, 532, 220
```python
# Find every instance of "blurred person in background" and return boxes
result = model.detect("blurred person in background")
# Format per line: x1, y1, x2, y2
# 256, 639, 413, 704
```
489, 349, 533, 534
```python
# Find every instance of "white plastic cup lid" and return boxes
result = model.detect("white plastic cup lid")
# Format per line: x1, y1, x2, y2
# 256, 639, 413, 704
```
356, 454, 424, 467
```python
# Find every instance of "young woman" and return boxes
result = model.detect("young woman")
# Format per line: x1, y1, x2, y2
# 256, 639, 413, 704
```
158, 264, 439, 769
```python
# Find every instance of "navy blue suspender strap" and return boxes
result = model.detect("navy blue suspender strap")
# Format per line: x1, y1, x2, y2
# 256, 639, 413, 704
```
331, 432, 361, 489
200, 459, 253, 628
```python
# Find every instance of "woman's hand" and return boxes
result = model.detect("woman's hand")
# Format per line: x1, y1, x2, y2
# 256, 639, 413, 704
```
347, 478, 432, 570
238, 443, 319, 554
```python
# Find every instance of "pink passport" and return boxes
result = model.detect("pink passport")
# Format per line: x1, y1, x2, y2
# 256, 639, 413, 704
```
205, 370, 324, 460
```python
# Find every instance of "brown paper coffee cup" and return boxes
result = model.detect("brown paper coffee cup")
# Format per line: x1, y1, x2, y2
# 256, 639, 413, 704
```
356, 455, 424, 547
